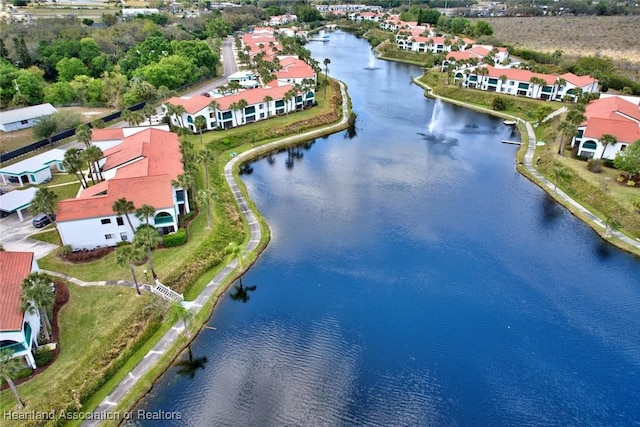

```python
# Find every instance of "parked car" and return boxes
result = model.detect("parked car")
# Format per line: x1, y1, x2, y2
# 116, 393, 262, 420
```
32, 213, 55, 228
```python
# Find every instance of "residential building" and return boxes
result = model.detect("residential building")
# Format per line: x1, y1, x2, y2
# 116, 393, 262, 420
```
0, 149, 66, 187
56, 128, 188, 250
164, 84, 315, 132
456, 66, 598, 101
0, 251, 41, 369
268, 14, 297, 26
0, 103, 57, 132
572, 96, 640, 159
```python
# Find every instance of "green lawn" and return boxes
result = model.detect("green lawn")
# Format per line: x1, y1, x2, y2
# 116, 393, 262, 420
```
29, 229, 62, 245
0, 283, 155, 422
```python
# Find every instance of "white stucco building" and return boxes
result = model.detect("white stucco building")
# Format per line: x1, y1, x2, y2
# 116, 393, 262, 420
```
0, 251, 41, 369
0, 103, 57, 133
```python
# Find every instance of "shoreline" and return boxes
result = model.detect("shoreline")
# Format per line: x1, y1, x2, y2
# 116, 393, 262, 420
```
410, 75, 640, 257
79, 81, 352, 426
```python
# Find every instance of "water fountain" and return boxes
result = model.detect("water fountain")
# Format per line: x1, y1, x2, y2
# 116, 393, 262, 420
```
428, 98, 445, 134
364, 49, 379, 70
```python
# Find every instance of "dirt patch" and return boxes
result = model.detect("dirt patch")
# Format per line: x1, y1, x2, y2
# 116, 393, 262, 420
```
478, 16, 640, 81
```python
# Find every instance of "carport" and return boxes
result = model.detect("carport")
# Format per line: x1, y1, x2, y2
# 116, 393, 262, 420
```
0, 187, 38, 221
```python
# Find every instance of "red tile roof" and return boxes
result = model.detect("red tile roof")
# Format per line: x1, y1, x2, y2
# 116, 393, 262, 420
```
275, 57, 316, 80
57, 175, 175, 222
169, 85, 298, 114
478, 66, 557, 85
91, 128, 124, 142
0, 251, 33, 332
165, 95, 212, 116
583, 117, 640, 143
585, 96, 640, 122
560, 72, 597, 88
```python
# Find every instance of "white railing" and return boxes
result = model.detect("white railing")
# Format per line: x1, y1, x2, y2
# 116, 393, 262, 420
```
151, 280, 184, 302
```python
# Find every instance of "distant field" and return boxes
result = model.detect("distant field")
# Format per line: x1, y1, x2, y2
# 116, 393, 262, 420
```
477, 16, 640, 80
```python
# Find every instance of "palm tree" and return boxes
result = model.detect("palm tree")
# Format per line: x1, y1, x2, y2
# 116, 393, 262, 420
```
142, 104, 156, 126
172, 173, 195, 210
566, 108, 586, 127
225, 241, 245, 284
81, 145, 104, 185
115, 245, 144, 295
283, 90, 294, 115
552, 165, 572, 192
197, 148, 215, 190
29, 188, 58, 230
196, 188, 216, 229
263, 95, 273, 118
229, 102, 239, 127
75, 124, 92, 148
112, 197, 136, 234
63, 148, 88, 189
135, 204, 156, 226
599, 134, 616, 160
208, 100, 220, 128
20, 272, 54, 342
323, 58, 331, 97
557, 121, 575, 156
0, 349, 25, 410
195, 115, 207, 142
134, 226, 162, 280
173, 104, 186, 129
604, 216, 620, 238
237, 99, 248, 124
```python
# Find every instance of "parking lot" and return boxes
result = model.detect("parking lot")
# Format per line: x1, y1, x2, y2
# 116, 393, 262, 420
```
0, 211, 59, 259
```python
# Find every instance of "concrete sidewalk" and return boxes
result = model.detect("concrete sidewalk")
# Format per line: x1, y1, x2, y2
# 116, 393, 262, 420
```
80, 81, 350, 426
520, 119, 640, 250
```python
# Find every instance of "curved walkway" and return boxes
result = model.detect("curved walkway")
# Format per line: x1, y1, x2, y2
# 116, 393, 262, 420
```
520, 119, 640, 249
81, 81, 350, 426
412, 77, 640, 252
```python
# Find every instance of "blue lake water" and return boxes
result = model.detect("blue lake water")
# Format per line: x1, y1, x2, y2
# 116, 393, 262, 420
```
134, 32, 640, 426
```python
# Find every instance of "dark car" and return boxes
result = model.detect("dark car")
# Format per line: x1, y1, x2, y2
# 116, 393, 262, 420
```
32, 213, 55, 228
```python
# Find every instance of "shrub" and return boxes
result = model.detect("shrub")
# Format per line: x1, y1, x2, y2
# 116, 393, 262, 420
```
64, 247, 113, 262
57, 244, 72, 257
587, 158, 603, 173
492, 96, 506, 111
13, 367, 33, 381
627, 180, 637, 187
116, 240, 131, 248
35, 348, 55, 366
162, 228, 187, 247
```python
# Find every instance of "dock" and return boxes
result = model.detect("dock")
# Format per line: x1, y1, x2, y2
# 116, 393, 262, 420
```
501, 140, 522, 145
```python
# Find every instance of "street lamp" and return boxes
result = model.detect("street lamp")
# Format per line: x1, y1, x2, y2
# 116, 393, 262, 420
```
143, 269, 149, 283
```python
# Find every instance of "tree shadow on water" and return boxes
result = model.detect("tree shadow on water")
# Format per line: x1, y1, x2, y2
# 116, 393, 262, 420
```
175, 348, 208, 379
229, 280, 257, 303
539, 193, 563, 227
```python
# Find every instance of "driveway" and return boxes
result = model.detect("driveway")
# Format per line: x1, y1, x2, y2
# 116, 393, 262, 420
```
0, 212, 59, 259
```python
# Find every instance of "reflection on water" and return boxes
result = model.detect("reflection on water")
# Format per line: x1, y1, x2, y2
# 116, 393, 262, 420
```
135, 31, 640, 426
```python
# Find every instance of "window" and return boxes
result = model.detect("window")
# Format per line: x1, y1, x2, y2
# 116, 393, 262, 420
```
120, 232, 128, 241
116, 217, 124, 226
105, 233, 115, 240
21, 119, 29, 125
101, 218, 111, 225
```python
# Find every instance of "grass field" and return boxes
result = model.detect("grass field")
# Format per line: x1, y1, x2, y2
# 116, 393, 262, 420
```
476, 16, 640, 81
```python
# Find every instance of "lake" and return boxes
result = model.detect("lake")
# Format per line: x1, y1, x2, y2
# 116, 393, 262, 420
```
134, 31, 640, 426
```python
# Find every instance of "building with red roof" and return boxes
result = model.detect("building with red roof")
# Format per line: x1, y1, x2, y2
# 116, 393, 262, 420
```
164, 83, 315, 133
56, 129, 189, 250
572, 96, 640, 159
0, 251, 41, 369
457, 65, 599, 101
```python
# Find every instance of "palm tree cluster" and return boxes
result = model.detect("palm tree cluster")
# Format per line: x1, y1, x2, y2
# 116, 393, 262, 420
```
112, 199, 164, 293
20, 272, 55, 343
64, 125, 105, 189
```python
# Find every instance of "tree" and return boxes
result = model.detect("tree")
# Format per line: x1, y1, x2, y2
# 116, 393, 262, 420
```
599, 134, 616, 160
604, 216, 620, 238
195, 115, 207, 142
225, 242, 245, 284
237, 99, 248, 124
135, 204, 156, 226
29, 188, 57, 229
323, 58, 331, 97
613, 140, 640, 176
63, 148, 89, 189
208, 99, 220, 127
557, 121, 575, 156
112, 198, 136, 234
0, 349, 25, 410
263, 95, 273, 117
229, 102, 240, 127
20, 272, 54, 343
197, 148, 215, 190
75, 124, 92, 148
142, 103, 156, 126
56, 57, 90, 82
552, 165, 572, 192
83, 145, 104, 182
196, 188, 216, 229
115, 245, 144, 295
134, 226, 162, 280
566, 108, 586, 127
283, 90, 294, 115
533, 105, 553, 125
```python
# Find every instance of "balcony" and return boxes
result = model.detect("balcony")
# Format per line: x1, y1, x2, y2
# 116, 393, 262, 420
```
154, 215, 175, 225
0, 341, 27, 355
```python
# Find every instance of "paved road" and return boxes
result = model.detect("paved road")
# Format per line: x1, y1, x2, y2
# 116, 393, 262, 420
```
0, 213, 58, 259
81, 81, 350, 427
